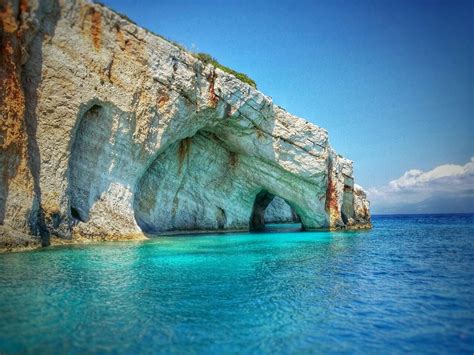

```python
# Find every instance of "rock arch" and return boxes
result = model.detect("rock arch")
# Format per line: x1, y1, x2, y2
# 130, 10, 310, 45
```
0, 0, 372, 248
249, 190, 275, 231
133, 130, 257, 234
250, 190, 303, 231
63, 80, 361, 239
133, 128, 317, 235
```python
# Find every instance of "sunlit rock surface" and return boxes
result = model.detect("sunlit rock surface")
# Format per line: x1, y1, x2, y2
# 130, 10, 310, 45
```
264, 197, 300, 224
0, 0, 371, 248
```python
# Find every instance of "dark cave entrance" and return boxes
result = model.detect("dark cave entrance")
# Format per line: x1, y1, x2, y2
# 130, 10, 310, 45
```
249, 190, 302, 232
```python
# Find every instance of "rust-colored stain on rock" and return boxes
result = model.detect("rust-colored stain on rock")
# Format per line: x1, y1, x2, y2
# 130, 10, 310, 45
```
157, 92, 170, 108
90, 9, 102, 50
114, 24, 126, 50
19, 0, 29, 16
178, 137, 191, 174
228, 151, 238, 169
0, 3, 18, 33
82, 6, 102, 50
0, 1, 34, 210
1, 3, 26, 150
207, 70, 218, 108
325, 172, 340, 223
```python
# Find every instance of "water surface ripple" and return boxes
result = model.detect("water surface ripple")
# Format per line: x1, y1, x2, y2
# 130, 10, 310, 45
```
1, 214, 473, 353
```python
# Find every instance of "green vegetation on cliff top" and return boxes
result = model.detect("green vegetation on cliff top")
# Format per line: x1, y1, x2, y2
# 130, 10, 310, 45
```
191, 53, 257, 88
94, 1, 257, 89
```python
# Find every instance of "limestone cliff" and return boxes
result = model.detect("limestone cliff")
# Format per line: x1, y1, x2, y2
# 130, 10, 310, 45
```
0, 0, 371, 249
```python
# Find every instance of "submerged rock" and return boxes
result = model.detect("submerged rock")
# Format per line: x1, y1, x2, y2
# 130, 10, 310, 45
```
0, 0, 371, 247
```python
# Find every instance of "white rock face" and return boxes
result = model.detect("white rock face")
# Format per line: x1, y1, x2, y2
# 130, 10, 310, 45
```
264, 197, 299, 224
0, 0, 371, 247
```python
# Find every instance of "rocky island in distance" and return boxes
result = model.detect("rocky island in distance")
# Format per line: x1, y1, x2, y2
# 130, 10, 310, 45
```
0, 0, 371, 252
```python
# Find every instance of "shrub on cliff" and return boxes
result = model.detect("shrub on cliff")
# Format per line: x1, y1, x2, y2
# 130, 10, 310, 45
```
192, 53, 257, 89
93, 1, 257, 89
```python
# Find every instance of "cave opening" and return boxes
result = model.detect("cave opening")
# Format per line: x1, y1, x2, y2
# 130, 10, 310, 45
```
249, 190, 302, 232
70, 206, 84, 222
134, 132, 240, 234
67, 103, 115, 223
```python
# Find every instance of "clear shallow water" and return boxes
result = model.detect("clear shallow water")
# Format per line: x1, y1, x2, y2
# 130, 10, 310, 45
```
0, 214, 473, 354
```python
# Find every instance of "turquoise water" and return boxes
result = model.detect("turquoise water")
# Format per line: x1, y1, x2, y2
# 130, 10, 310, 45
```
1, 214, 473, 354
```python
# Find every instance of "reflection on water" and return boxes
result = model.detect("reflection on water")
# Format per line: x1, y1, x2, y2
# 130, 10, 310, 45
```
0, 214, 473, 353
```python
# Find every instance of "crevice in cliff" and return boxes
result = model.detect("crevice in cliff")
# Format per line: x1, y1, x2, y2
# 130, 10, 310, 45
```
70, 206, 84, 222
20, 0, 60, 246
177, 137, 191, 174
324, 155, 338, 227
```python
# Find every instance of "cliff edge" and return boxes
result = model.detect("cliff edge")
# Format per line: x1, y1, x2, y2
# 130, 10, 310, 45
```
0, 0, 371, 250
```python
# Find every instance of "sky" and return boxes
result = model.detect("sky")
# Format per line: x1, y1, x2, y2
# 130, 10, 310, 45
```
101, 0, 473, 213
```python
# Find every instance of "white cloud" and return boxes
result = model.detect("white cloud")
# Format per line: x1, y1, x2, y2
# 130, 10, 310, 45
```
367, 157, 474, 213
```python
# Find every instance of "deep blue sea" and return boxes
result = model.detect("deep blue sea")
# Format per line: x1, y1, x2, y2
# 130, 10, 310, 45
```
0, 214, 473, 354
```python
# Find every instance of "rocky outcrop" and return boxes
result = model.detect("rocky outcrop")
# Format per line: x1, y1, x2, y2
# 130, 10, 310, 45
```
0, 0, 371, 248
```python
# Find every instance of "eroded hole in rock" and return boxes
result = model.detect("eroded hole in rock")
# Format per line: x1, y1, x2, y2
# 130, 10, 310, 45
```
134, 131, 253, 234
250, 190, 275, 231
264, 196, 301, 225
68, 102, 136, 224
216, 207, 227, 229
70, 207, 84, 222
250, 191, 302, 231
134, 130, 308, 235
68, 104, 110, 222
